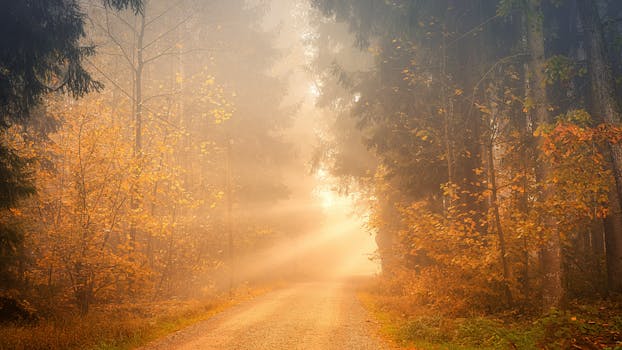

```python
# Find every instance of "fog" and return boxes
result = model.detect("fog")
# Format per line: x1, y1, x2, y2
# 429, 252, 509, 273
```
246, 0, 379, 280
5, 1, 622, 348
0, 1, 385, 319
74, 0, 379, 295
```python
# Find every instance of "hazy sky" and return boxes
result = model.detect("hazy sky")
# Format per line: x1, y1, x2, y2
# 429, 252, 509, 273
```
261, 0, 380, 276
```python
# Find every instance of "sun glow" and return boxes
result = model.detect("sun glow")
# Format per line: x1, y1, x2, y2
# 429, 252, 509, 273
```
318, 188, 336, 208
308, 83, 321, 98
313, 168, 344, 210
305, 167, 380, 276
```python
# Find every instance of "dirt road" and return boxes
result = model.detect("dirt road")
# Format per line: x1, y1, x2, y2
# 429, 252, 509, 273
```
140, 279, 388, 350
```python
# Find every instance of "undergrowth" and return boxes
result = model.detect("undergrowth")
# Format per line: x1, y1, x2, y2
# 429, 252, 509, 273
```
0, 286, 270, 350
358, 280, 622, 350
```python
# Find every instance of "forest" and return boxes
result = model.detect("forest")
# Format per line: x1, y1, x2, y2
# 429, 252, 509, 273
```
309, 0, 622, 348
2, 0, 622, 349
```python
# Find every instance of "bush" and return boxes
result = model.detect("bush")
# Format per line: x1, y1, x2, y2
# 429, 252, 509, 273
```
0, 299, 217, 350
454, 318, 509, 348
0, 296, 38, 324
536, 308, 622, 349
399, 315, 454, 344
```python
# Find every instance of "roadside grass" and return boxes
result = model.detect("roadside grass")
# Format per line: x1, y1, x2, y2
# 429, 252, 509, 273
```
0, 286, 271, 350
358, 284, 622, 350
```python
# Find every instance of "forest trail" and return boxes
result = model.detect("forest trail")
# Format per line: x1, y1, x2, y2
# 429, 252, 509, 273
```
139, 279, 388, 350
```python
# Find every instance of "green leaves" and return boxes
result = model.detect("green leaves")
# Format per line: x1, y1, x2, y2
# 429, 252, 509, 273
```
544, 55, 581, 85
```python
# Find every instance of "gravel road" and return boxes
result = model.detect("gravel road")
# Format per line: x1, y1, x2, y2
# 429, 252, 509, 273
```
139, 279, 389, 350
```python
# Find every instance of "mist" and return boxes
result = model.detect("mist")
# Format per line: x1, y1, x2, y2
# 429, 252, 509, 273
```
4, 0, 622, 348
1, 0, 380, 310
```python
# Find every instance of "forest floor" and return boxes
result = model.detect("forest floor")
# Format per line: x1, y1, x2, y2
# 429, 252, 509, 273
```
0, 278, 390, 350
0, 285, 272, 350
358, 280, 622, 350
5, 278, 619, 350
138, 278, 389, 350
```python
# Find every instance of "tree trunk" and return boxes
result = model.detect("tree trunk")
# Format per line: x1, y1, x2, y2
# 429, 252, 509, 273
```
134, 12, 145, 157
577, 0, 622, 294
517, 59, 534, 302
525, 0, 563, 309
226, 135, 234, 297
127, 10, 146, 297
487, 138, 513, 306
602, 186, 622, 293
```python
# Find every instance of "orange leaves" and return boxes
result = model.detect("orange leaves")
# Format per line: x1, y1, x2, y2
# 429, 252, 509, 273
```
538, 110, 612, 224
379, 108, 617, 313
8, 208, 23, 217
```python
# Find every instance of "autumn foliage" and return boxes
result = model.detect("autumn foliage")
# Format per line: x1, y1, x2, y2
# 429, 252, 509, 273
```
311, 0, 622, 324
0, 0, 307, 322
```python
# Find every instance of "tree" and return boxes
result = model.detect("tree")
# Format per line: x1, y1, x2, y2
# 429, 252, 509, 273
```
577, 0, 622, 293
311, 0, 622, 314
0, 0, 142, 293
524, 0, 563, 309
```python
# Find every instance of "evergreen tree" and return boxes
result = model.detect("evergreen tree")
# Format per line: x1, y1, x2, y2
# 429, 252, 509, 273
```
0, 0, 142, 291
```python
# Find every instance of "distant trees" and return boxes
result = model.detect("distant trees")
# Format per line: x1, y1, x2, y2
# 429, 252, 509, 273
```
1, 0, 307, 315
311, 0, 622, 313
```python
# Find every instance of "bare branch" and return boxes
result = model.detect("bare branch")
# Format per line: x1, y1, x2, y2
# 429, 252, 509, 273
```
142, 14, 193, 50
92, 10, 136, 69
144, 0, 187, 28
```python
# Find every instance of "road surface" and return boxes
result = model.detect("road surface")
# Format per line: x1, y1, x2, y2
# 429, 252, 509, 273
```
140, 279, 389, 350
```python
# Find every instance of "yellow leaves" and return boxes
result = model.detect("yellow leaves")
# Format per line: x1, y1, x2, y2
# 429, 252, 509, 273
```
475, 102, 491, 115
8, 30, 254, 305
454, 88, 463, 96
412, 129, 430, 141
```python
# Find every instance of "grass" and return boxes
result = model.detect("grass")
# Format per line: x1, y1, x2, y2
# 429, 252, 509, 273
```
358, 287, 622, 350
0, 287, 271, 350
